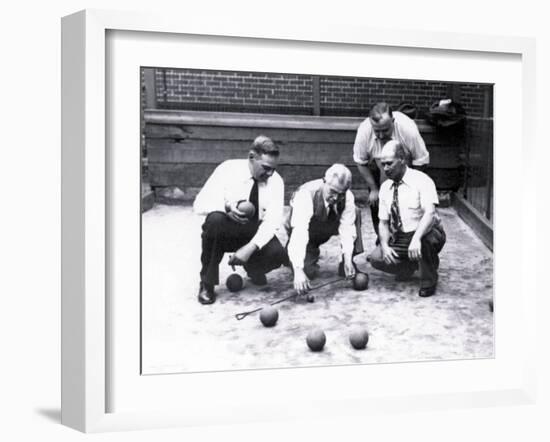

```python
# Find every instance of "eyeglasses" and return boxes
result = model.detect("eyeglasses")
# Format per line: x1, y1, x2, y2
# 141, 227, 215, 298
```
327, 186, 346, 198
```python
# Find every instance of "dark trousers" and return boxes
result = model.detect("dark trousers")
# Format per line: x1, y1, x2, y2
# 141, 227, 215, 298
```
368, 224, 446, 288
298, 208, 364, 276
200, 211, 288, 286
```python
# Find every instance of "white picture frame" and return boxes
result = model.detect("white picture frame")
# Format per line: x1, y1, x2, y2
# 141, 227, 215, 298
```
61, 9, 537, 433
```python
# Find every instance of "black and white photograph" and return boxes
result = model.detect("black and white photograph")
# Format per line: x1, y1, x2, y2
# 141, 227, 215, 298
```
4, 0, 549, 439
140, 67, 494, 374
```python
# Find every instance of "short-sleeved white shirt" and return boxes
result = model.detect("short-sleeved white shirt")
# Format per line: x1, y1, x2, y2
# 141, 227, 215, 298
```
378, 167, 439, 233
353, 111, 430, 167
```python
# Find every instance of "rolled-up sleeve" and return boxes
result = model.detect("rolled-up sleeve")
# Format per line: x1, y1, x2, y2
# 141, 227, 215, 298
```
286, 189, 314, 269
353, 120, 371, 165
419, 175, 439, 208
338, 191, 357, 259
250, 174, 284, 250
403, 121, 430, 166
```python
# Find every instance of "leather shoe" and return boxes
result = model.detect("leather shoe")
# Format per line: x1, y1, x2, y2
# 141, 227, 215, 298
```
418, 285, 437, 297
197, 282, 216, 305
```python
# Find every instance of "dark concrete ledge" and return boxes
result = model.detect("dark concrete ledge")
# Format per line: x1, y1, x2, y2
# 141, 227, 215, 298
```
452, 193, 493, 251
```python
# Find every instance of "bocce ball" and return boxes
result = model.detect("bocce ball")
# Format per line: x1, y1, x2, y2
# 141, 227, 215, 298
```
306, 329, 326, 352
349, 328, 369, 350
306, 294, 315, 303
259, 306, 278, 327
353, 272, 369, 291
238, 201, 256, 219
226, 273, 244, 292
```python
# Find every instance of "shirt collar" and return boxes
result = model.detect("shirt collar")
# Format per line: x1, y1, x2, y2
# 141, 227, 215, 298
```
390, 167, 411, 188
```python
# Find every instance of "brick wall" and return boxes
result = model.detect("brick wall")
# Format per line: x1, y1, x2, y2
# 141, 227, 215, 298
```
319, 77, 450, 117
156, 70, 313, 115
152, 68, 492, 118
461, 84, 492, 117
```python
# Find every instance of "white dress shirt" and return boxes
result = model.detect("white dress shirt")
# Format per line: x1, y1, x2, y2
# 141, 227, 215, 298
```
353, 111, 430, 167
287, 180, 357, 269
378, 167, 439, 233
193, 159, 284, 249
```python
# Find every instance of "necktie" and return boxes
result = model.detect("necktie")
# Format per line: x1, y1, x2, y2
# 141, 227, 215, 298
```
389, 181, 403, 238
327, 204, 337, 221
248, 178, 259, 222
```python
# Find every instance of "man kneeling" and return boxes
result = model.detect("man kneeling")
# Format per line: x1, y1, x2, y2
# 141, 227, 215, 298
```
368, 141, 446, 297
193, 135, 288, 305
285, 164, 364, 295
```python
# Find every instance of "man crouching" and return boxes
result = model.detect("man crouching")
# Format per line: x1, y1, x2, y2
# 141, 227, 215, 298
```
193, 135, 288, 305
285, 164, 364, 295
367, 140, 446, 297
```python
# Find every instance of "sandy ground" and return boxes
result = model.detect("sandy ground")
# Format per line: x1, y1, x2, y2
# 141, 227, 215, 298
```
142, 204, 494, 374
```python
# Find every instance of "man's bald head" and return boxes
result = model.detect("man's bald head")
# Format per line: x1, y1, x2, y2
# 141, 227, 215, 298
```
380, 140, 407, 160
379, 141, 408, 182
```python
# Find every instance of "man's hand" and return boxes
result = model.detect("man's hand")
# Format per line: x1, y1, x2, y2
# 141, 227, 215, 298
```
408, 237, 422, 261
226, 201, 248, 224
343, 256, 356, 279
381, 244, 399, 264
367, 189, 379, 207
293, 268, 311, 295
228, 242, 258, 266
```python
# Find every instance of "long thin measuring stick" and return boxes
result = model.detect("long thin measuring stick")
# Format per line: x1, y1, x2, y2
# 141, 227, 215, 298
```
234, 277, 345, 320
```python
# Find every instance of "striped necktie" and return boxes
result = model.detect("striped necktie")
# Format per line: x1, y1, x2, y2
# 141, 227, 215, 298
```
389, 181, 403, 238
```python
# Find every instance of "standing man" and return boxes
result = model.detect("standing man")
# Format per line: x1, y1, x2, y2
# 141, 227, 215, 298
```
285, 164, 364, 295
353, 102, 430, 237
193, 135, 288, 305
367, 141, 445, 297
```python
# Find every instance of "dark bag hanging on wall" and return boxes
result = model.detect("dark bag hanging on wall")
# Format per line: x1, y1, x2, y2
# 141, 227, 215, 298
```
427, 99, 466, 129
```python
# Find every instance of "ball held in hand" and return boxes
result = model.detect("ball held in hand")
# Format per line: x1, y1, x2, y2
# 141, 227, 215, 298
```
237, 200, 256, 219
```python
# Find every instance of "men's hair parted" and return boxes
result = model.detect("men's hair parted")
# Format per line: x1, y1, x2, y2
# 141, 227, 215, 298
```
250, 135, 279, 157
369, 102, 393, 123
324, 164, 352, 189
